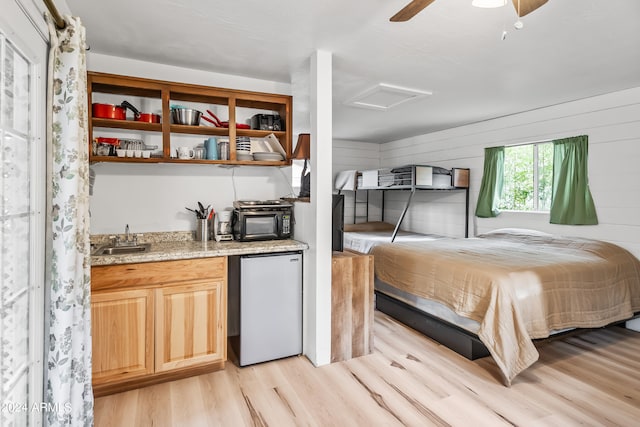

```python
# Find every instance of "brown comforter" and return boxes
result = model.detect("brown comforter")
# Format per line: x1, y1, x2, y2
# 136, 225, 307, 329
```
372, 228, 640, 385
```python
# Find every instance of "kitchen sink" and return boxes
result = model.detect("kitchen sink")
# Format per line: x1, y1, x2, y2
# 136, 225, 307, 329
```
94, 243, 151, 256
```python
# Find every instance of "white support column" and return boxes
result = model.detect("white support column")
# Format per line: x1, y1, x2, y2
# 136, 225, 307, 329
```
296, 50, 332, 366
309, 50, 333, 366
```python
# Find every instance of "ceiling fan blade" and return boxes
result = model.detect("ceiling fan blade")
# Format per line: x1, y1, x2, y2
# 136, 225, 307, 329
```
390, 0, 437, 22
511, 0, 548, 17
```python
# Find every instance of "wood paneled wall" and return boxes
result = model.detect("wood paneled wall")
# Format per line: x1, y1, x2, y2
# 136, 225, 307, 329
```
333, 139, 381, 224
379, 87, 640, 257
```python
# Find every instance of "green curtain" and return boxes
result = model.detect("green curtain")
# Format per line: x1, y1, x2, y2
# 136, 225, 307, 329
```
550, 135, 598, 225
475, 146, 504, 218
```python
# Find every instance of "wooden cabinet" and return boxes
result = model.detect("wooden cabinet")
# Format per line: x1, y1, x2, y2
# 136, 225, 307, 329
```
331, 250, 374, 363
88, 71, 292, 166
155, 280, 226, 372
91, 289, 154, 382
91, 257, 227, 396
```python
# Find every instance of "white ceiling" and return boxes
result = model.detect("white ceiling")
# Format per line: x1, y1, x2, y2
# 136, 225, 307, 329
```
67, 0, 640, 143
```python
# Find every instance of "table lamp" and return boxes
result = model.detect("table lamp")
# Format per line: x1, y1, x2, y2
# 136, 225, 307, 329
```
292, 133, 311, 198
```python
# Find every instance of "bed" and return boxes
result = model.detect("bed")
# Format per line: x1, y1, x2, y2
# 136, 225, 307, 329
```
335, 165, 471, 240
343, 222, 443, 254
370, 228, 640, 385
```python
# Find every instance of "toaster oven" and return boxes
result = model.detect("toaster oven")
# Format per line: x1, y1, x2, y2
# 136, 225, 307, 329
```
232, 200, 293, 241
250, 114, 283, 131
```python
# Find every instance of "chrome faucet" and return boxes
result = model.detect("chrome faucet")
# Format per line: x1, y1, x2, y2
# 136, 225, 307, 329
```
108, 224, 140, 247
109, 224, 137, 247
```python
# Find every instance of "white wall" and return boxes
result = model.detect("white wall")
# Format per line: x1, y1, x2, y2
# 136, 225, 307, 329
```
90, 162, 293, 234
332, 139, 380, 224
380, 87, 640, 258
87, 52, 290, 94
87, 53, 293, 234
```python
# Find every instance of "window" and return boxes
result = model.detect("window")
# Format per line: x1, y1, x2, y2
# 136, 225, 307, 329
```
1, 5, 46, 425
498, 142, 553, 212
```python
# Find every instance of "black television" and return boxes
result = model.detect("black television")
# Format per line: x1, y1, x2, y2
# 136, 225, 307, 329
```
332, 194, 344, 252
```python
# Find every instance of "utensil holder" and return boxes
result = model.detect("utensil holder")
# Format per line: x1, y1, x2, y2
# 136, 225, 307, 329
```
195, 218, 209, 241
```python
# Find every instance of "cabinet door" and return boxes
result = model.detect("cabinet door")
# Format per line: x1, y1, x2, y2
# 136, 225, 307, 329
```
91, 289, 154, 384
155, 280, 226, 372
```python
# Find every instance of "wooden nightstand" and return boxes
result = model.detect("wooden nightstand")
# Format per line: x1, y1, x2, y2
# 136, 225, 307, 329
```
331, 250, 374, 362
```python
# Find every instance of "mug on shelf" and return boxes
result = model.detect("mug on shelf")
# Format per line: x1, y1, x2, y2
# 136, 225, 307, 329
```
177, 146, 195, 159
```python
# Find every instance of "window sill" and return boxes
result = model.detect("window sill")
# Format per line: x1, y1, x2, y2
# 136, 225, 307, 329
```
498, 210, 549, 215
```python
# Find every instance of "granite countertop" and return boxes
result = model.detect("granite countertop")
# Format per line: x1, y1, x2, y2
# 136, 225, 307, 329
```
90, 231, 308, 266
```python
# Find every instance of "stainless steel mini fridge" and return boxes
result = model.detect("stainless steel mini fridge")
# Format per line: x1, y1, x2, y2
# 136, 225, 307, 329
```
228, 252, 303, 366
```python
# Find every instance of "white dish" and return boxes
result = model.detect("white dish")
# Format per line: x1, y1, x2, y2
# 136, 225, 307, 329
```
237, 153, 254, 161
264, 133, 287, 158
253, 152, 283, 161
251, 139, 270, 153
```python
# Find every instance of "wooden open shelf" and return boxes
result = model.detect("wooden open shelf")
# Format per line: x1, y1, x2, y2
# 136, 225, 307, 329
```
90, 156, 288, 166
88, 72, 292, 166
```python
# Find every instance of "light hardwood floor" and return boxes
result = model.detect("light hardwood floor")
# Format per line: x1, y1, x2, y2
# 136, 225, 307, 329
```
95, 311, 640, 426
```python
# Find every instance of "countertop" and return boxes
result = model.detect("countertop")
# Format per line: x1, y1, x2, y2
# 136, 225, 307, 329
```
90, 234, 309, 266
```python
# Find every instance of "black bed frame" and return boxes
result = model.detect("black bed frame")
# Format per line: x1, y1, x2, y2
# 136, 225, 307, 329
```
375, 291, 490, 360
376, 290, 638, 361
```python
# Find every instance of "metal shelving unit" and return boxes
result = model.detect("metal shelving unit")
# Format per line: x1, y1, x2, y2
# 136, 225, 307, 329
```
350, 165, 470, 240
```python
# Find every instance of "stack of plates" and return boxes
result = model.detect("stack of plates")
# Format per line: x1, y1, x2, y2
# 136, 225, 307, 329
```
236, 137, 252, 161
253, 152, 284, 161
236, 137, 251, 151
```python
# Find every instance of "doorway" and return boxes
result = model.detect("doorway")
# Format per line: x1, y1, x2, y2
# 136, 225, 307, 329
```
0, 2, 47, 425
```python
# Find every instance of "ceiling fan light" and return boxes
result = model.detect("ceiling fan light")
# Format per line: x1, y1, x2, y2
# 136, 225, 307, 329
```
472, 0, 507, 8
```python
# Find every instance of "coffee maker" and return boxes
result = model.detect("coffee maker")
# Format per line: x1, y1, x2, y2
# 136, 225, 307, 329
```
213, 209, 233, 241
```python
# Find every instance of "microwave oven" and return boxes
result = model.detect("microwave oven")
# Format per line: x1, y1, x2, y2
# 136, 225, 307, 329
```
232, 200, 293, 241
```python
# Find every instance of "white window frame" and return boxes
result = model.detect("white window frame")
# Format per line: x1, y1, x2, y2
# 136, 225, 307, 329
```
500, 141, 553, 213
1, 2, 47, 425
532, 143, 540, 209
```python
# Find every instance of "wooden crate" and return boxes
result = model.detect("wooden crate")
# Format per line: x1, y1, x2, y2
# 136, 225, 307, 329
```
331, 250, 374, 362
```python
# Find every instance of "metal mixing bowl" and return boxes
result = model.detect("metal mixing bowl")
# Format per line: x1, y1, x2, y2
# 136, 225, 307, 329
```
171, 108, 202, 125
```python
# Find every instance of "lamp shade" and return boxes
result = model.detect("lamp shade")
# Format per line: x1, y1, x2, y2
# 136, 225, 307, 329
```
472, 0, 507, 7
292, 133, 311, 160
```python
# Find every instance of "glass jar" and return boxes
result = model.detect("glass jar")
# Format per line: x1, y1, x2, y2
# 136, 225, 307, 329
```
218, 139, 229, 160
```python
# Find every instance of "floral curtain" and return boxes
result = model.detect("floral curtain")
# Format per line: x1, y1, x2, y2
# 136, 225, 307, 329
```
475, 146, 505, 218
550, 135, 598, 225
46, 15, 93, 426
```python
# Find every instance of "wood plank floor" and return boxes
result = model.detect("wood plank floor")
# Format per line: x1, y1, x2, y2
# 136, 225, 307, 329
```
94, 311, 640, 426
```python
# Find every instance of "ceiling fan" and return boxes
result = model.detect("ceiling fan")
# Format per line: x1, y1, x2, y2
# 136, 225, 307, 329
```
390, 0, 549, 22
